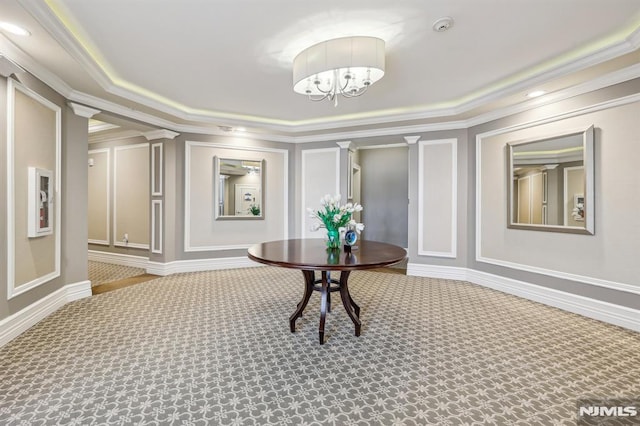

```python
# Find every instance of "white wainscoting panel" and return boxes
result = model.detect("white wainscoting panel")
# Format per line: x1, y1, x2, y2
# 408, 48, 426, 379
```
300, 147, 340, 238
418, 139, 457, 258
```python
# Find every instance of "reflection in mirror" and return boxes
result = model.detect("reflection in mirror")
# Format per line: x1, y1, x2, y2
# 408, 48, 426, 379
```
214, 157, 265, 220
507, 125, 594, 234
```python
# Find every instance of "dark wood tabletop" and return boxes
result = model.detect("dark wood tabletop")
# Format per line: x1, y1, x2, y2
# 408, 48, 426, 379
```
247, 238, 406, 271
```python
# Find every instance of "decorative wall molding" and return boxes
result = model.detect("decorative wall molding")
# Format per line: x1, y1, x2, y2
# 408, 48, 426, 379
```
336, 141, 352, 149
300, 147, 340, 238
0, 280, 91, 348
6, 79, 62, 299
403, 136, 420, 145
113, 143, 150, 250
151, 143, 163, 196
475, 94, 640, 296
151, 200, 163, 254
418, 138, 457, 258
407, 264, 640, 333
184, 141, 289, 252
87, 147, 110, 245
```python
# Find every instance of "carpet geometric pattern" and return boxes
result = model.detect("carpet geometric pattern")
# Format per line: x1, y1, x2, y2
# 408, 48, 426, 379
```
88, 261, 146, 287
0, 267, 638, 425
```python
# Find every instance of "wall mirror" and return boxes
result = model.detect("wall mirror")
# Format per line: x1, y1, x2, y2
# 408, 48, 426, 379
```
507, 125, 594, 234
213, 157, 265, 220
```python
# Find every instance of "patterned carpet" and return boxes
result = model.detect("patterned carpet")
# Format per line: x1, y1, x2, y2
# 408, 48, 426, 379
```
0, 267, 638, 425
88, 261, 147, 287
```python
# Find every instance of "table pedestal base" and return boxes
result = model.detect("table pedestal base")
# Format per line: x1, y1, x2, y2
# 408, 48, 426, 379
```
289, 270, 361, 344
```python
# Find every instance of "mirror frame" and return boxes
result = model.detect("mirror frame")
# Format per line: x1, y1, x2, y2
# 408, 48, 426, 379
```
506, 125, 594, 235
213, 156, 266, 220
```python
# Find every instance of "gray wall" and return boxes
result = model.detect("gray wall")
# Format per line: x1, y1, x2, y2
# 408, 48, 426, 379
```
359, 146, 408, 247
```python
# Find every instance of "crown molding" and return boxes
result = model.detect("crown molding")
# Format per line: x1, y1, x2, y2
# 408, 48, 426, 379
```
336, 141, 352, 149
403, 136, 420, 145
7, 2, 640, 143
88, 129, 144, 144
67, 102, 100, 118
143, 129, 180, 141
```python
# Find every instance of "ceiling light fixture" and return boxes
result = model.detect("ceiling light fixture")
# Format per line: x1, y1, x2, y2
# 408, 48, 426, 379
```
293, 36, 385, 107
0, 22, 31, 36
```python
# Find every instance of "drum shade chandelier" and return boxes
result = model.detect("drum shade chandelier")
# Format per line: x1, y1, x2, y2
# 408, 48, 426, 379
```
293, 36, 385, 106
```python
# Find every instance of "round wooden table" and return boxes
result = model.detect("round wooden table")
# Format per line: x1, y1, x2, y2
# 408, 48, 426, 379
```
247, 239, 407, 344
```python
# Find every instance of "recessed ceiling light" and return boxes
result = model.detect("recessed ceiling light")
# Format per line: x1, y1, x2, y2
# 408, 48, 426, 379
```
527, 90, 546, 98
0, 22, 31, 36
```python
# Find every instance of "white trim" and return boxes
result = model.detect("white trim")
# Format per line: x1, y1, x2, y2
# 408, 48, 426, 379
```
151, 143, 163, 196
146, 257, 262, 276
67, 102, 100, 118
0, 280, 92, 348
15, 1, 640, 137
475, 256, 640, 296
475, 95, 640, 295
407, 264, 640, 333
151, 200, 163, 254
88, 250, 148, 269
7, 79, 62, 299
184, 141, 289, 252
113, 143, 150, 248
113, 242, 149, 250
407, 263, 467, 281
300, 147, 340, 237
417, 139, 457, 258
88, 239, 110, 246
357, 143, 408, 150
143, 129, 179, 141
88, 147, 110, 245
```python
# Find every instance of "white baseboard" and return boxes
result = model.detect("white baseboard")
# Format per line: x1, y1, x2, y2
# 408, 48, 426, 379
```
147, 257, 262, 276
407, 263, 640, 333
88, 250, 148, 269
0, 280, 92, 348
406, 263, 468, 281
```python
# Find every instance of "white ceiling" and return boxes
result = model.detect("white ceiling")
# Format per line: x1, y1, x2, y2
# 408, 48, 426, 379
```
1, 0, 640, 139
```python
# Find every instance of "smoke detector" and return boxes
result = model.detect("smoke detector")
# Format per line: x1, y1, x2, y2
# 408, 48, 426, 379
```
432, 17, 454, 32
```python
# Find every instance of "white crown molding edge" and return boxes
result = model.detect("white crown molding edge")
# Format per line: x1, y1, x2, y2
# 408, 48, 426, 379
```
183, 141, 289, 252
417, 139, 457, 259
143, 129, 180, 141
0, 280, 92, 349
407, 263, 640, 333
87, 147, 110, 245
67, 101, 100, 118
7, 2, 640, 140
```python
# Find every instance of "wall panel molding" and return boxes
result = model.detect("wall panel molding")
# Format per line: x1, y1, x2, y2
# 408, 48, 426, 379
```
418, 138, 457, 258
87, 147, 110, 245
184, 142, 289, 252
300, 147, 340, 238
151, 200, 163, 254
6, 79, 62, 299
113, 143, 149, 250
475, 95, 640, 295
151, 142, 163, 196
